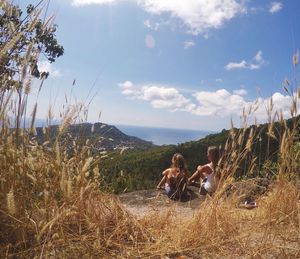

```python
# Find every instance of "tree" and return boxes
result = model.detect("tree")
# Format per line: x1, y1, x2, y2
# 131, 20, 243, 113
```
0, 0, 64, 91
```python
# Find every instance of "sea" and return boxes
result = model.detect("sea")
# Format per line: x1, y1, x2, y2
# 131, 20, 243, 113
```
116, 124, 214, 146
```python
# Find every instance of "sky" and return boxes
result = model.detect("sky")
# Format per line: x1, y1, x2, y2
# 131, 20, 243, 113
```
17, 0, 300, 131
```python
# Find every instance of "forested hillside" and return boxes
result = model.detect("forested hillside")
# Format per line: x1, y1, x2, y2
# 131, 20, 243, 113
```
100, 115, 300, 193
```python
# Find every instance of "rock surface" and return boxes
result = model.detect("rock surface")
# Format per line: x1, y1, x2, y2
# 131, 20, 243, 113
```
118, 178, 272, 218
119, 186, 206, 218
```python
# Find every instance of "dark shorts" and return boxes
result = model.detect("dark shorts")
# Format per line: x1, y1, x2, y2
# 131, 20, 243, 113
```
165, 184, 186, 200
165, 184, 174, 197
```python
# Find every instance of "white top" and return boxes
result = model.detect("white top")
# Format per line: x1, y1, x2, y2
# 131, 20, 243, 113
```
203, 164, 217, 193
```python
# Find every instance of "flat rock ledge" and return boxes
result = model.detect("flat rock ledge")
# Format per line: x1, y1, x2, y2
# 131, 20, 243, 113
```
118, 186, 205, 218
118, 178, 272, 218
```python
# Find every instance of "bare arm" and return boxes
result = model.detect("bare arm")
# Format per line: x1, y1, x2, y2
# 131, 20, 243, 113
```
188, 165, 211, 183
188, 169, 200, 183
157, 175, 167, 189
156, 169, 170, 189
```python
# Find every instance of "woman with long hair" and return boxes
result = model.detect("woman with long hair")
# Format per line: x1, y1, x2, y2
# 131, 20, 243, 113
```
188, 146, 220, 195
157, 153, 188, 200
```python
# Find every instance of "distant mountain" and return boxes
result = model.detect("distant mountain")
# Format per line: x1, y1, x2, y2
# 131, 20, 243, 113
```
34, 122, 156, 151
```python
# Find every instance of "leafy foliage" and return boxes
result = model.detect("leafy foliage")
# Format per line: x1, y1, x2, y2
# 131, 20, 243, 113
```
0, 1, 64, 91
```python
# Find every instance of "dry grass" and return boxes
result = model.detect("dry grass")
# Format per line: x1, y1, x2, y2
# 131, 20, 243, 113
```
1, 95, 298, 258
1, 1, 300, 258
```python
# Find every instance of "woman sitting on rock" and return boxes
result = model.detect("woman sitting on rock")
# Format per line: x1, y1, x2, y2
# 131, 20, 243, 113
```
156, 153, 188, 200
188, 146, 220, 195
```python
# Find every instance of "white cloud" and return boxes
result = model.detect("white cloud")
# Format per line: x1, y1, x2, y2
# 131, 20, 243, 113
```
144, 19, 160, 30
254, 50, 263, 62
269, 2, 283, 14
247, 92, 295, 120
184, 40, 195, 49
248, 64, 260, 70
225, 51, 266, 71
119, 80, 134, 88
38, 61, 62, 78
72, 0, 246, 36
216, 78, 223, 83
142, 86, 191, 109
145, 34, 156, 48
120, 81, 299, 120
71, 0, 117, 6
138, 0, 246, 36
192, 90, 298, 119
192, 89, 246, 116
119, 81, 191, 111
233, 89, 247, 96
225, 60, 248, 70
119, 80, 140, 96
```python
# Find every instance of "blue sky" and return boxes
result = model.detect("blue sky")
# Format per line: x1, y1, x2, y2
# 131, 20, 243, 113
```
19, 0, 300, 131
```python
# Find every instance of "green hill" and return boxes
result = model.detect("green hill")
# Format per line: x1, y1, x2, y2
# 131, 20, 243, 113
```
99, 116, 300, 193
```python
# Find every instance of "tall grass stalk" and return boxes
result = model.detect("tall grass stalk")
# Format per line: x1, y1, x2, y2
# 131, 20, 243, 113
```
0, 1, 300, 257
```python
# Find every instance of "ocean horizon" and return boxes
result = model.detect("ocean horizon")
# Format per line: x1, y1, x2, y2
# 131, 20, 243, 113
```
116, 124, 214, 145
